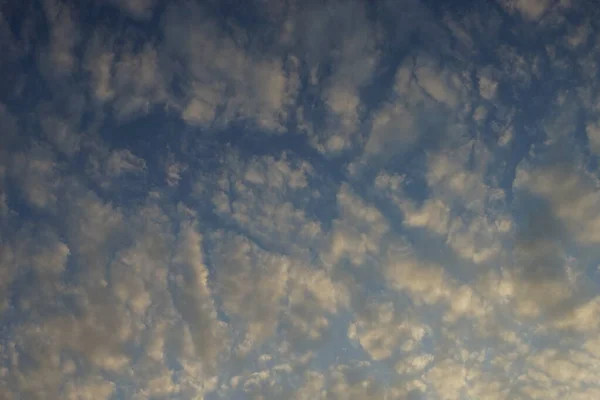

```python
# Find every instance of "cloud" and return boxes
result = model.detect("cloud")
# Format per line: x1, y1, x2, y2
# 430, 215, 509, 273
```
348, 301, 428, 360
169, 210, 227, 369
426, 358, 467, 400
501, 0, 552, 20
88, 145, 145, 178
165, 159, 186, 187
111, 44, 168, 120
161, 2, 298, 132
4, 0, 600, 398
212, 152, 323, 257
9, 143, 60, 211
515, 157, 600, 246
211, 231, 289, 349
285, 261, 349, 343
39, 0, 80, 78
586, 121, 600, 155
322, 184, 390, 268
365, 102, 419, 156
39, 114, 81, 156
0, 188, 229, 397
106, 0, 157, 20
327, 362, 388, 399
86, 41, 168, 120
290, 0, 380, 152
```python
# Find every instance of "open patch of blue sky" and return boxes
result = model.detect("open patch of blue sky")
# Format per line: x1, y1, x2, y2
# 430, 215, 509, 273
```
2, 0, 600, 398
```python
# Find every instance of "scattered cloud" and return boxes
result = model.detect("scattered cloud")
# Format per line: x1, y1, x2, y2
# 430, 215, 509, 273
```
2, 0, 600, 398
106, 0, 157, 20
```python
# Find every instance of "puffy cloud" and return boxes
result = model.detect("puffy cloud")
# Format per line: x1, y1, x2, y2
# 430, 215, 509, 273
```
169, 214, 226, 370
106, 0, 157, 20
514, 158, 600, 245
501, 0, 552, 20
111, 45, 168, 119
39, 113, 81, 156
322, 184, 390, 268
285, 262, 349, 341
348, 301, 429, 360
426, 358, 467, 400
365, 102, 419, 156
9, 143, 61, 211
212, 152, 323, 257
84, 36, 168, 120
374, 139, 510, 268
165, 160, 186, 187
384, 242, 488, 323
211, 231, 289, 348
5, 0, 600, 398
86, 146, 147, 191
326, 361, 388, 400
0, 188, 228, 398
586, 121, 600, 155
290, 1, 380, 153
161, 2, 298, 132
39, 0, 80, 78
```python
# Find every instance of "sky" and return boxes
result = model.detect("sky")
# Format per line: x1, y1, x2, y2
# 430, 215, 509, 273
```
2, 0, 600, 398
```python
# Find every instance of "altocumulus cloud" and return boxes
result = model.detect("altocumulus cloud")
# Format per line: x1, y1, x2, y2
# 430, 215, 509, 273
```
2, 0, 600, 398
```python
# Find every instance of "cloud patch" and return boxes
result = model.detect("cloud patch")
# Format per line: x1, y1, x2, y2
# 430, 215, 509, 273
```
3, 0, 600, 398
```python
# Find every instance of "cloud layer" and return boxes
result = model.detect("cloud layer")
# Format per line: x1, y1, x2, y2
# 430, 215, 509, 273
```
2, 0, 600, 398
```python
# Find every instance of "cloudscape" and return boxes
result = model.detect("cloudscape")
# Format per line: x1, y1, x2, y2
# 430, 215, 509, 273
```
2, 0, 600, 398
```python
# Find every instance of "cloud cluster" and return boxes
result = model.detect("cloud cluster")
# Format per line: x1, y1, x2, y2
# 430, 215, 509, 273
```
2, 0, 600, 398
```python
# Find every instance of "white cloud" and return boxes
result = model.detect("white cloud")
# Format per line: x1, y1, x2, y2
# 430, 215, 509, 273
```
105, 149, 146, 177
85, 145, 147, 189
1, 208, 222, 398
543, 90, 581, 142
83, 33, 167, 120
162, 3, 298, 132
84, 36, 115, 103
106, 0, 156, 20
586, 120, 600, 155
286, 263, 349, 340
212, 152, 322, 256
446, 214, 503, 264
395, 352, 434, 375
291, 1, 379, 153
322, 184, 390, 268
402, 197, 451, 235
292, 370, 326, 400
348, 301, 429, 360
211, 232, 289, 349
0, 174, 233, 398
170, 215, 226, 369
10, 144, 60, 211
327, 361, 388, 400
384, 241, 490, 324
501, 0, 552, 20
415, 62, 461, 108
365, 103, 419, 155
63, 376, 116, 400
112, 44, 168, 119
515, 159, 600, 245
478, 72, 499, 100
165, 160, 186, 187
40, 0, 80, 77
426, 358, 467, 400
374, 140, 510, 266
425, 145, 495, 211
40, 114, 81, 156
5, 0, 600, 398
566, 21, 590, 48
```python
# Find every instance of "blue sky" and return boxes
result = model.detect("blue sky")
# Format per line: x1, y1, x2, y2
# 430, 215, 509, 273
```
2, 0, 600, 398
